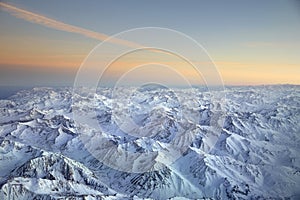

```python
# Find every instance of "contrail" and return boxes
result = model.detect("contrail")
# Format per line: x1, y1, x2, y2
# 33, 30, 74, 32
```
0, 2, 176, 59
0, 2, 140, 48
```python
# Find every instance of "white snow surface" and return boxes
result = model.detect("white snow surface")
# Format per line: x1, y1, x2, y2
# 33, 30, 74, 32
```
0, 85, 299, 199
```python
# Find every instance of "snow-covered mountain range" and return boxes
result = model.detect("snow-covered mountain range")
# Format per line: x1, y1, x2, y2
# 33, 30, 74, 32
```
0, 85, 299, 199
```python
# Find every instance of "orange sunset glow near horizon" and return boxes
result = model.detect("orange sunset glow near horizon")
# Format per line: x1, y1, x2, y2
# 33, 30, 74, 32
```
0, 1, 299, 86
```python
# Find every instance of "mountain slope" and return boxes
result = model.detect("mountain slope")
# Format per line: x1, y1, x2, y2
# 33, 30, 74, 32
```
0, 85, 299, 199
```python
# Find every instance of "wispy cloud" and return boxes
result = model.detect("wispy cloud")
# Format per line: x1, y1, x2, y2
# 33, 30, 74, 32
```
0, 2, 139, 48
243, 42, 293, 48
243, 42, 276, 48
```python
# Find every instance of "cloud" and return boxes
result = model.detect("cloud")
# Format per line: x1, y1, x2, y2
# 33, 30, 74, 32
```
0, 2, 139, 48
0, 2, 180, 63
243, 42, 292, 48
243, 42, 276, 48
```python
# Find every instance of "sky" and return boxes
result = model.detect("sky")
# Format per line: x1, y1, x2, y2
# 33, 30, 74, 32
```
0, 0, 300, 86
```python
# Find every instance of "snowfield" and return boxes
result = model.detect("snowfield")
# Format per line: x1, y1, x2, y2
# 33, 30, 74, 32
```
0, 85, 299, 199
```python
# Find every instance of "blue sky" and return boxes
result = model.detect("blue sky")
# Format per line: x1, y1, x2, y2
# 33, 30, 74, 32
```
0, 0, 299, 86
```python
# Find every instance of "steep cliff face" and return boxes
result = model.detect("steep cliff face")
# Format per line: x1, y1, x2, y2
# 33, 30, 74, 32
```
0, 85, 299, 199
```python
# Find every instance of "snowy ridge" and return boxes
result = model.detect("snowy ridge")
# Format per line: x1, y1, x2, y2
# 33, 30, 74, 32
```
0, 85, 299, 199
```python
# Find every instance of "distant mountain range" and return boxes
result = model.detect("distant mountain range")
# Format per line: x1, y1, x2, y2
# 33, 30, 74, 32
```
0, 85, 299, 199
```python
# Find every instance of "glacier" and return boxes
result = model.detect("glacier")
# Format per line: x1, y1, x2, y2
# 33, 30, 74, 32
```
0, 85, 299, 199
